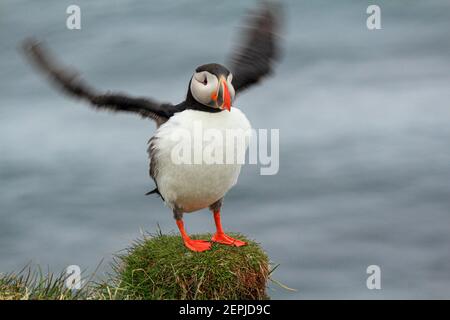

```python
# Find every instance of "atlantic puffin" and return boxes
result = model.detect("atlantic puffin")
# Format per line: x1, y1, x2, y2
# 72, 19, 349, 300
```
22, 1, 282, 252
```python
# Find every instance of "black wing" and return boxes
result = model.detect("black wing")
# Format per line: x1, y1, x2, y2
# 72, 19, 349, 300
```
228, 1, 283, 93
22, 39, 182, 126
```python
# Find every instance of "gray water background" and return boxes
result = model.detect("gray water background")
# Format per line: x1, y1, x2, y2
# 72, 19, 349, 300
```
1, 0, 450, 299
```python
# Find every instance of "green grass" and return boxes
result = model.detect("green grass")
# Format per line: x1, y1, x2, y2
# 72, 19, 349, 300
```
100, 232, 269, 300
0, 232, 271, 300
0, 266, 88, 300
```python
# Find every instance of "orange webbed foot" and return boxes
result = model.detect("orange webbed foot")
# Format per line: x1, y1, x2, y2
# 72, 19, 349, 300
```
211, 232, 247, 247
183, 238, 212, 252
176, 219, 212, 252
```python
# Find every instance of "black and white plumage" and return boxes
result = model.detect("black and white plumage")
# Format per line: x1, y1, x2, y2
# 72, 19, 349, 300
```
23, 1, 282, 252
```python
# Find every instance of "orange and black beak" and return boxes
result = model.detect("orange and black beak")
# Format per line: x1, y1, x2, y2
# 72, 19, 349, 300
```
211, 75, 232, 111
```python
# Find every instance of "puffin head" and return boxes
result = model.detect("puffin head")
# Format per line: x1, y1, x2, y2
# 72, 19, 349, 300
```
189, 63, 235, 111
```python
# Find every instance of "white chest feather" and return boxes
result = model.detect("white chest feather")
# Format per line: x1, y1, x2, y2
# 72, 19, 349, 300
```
151, 108, 251, 213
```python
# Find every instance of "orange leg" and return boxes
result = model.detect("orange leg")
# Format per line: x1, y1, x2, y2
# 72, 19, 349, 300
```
211, 210, 246, 247
176, 219, 211, 252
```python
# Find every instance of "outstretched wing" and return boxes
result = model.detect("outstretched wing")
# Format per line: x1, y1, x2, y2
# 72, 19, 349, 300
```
22, 39, 182, 126
228, 1, 283, 93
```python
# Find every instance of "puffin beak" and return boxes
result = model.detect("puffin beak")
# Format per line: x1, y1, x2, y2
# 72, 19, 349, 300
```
211, 75, 232, 111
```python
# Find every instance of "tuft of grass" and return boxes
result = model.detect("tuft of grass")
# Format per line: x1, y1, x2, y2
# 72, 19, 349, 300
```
0, 266, 89, 300
97, 232, 270, 300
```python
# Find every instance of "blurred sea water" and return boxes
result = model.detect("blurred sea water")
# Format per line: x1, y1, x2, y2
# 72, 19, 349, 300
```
1, 0, 450, 299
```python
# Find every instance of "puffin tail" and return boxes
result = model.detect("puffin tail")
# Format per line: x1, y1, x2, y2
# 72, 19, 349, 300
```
145, 187, 164, 200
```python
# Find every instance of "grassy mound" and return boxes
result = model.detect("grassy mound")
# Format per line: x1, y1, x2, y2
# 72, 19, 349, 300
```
0, 233, 272, 300
103, 233, 270, 300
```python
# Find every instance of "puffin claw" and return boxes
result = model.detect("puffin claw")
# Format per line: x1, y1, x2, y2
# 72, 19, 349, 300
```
211, 233, 247, 247
183, 238, 212, 252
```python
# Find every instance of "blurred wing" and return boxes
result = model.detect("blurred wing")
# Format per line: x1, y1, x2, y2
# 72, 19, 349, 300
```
228, 1, 283, 93
22, 39, 181, 125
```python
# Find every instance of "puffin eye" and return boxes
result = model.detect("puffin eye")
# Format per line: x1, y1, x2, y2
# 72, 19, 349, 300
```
202, 77, 208, 85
